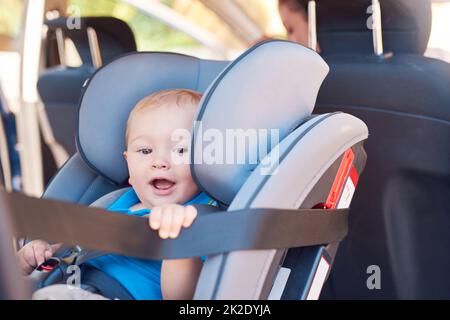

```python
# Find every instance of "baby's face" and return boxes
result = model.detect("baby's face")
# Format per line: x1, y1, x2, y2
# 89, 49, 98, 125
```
124, 104, 199, 208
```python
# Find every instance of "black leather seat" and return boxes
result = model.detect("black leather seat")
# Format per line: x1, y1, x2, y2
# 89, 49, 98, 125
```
44, 16, 137, 67
298, 0, 450, 299
299, 0, 431, 56
38, 17, 137, 158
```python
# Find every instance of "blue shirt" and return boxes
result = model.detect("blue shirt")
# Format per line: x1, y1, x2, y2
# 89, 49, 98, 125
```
86, 188, 217, 300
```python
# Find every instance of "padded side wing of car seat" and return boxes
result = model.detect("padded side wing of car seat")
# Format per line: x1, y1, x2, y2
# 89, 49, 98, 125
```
194, 113, 368, 299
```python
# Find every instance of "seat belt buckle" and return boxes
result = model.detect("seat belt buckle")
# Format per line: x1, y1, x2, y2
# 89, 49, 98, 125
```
29, 246, 82, 289
36, 257, 61, 273
29, 257, 63, 287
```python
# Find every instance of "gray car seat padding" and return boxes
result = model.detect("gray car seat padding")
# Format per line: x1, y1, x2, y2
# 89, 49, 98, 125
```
192, 41, 329, 204
195, 113, 368, 299
43, 153, 118, 205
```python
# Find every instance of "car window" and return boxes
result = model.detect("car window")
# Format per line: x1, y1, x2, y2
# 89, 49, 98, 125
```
426, 1, 450, 63
68, 0, 244, 59
0, 0, 23, 52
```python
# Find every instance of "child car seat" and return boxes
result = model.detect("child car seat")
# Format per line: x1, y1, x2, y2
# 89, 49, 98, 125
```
4, 40, 368, 299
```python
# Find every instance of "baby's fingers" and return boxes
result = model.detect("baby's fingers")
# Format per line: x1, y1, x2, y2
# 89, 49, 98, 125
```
168, 206, 185, 239
50, 243, 63, 253
149, 206, 162, 230
44, 250, 52, 260
32, 242, 49, 266
159, 207, 173, 239
43, 243, 62, 261
182, 205, 198, 228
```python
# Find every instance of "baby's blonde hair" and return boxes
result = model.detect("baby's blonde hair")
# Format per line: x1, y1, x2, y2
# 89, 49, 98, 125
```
125, 89, 202, 145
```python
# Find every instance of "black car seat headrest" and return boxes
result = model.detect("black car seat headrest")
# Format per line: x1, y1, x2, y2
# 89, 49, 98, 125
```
77, 41, 329, 205
298, 0, 431, 55
45, 16, 137, 65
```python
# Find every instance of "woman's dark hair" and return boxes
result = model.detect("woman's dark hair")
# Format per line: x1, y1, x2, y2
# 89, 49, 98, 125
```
278, 0, 307, 13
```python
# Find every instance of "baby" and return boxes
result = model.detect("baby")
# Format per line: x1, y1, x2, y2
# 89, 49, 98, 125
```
17, 89, 216, 300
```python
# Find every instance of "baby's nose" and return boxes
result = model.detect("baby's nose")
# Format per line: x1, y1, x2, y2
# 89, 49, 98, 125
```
151, 160, 169, 170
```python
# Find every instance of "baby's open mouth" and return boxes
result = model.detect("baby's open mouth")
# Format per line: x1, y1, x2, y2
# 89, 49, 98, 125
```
151, 178, 175, 190
150, 178, 176, 195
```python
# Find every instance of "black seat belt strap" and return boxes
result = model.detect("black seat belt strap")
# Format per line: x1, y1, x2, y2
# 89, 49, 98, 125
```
4, 190, 348, 260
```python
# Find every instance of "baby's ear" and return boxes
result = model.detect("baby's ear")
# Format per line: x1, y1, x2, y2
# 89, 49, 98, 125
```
123, 151, 128, 160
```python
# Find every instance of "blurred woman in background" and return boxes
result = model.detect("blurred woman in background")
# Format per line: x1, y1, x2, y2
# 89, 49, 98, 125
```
253, 0, 321, 52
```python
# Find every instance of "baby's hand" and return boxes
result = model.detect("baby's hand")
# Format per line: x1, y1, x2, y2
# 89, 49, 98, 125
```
149, 204, 198, 239
16, 240, 62, 275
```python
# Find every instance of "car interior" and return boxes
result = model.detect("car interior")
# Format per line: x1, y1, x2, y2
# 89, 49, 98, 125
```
0, 0, 448, 300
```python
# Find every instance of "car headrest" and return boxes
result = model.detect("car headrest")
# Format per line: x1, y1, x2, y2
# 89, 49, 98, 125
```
45, 16, 137, 65
77, 41, 329, 204
298, 0, 431, 55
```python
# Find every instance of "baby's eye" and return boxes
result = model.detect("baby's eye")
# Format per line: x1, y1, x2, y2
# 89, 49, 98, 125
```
138, 148, 153, 155
174, 147, 188, 155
